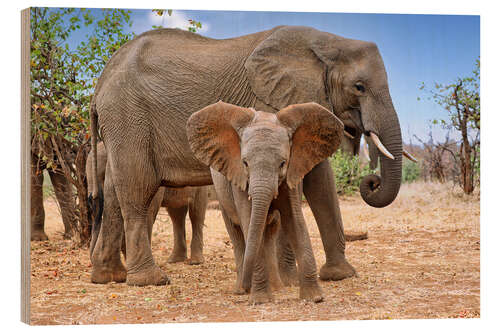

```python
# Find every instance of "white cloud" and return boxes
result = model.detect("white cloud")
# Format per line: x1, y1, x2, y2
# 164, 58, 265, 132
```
147, 10, 210, 33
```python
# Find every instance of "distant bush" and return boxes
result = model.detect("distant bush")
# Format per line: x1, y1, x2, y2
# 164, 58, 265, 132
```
329, 150, 374, 195
402, 159, 421, 183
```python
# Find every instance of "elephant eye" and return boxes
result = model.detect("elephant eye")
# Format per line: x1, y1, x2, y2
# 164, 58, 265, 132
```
279, 161, 286, 169
354, 83, 365, 93
242, 160, 248, 168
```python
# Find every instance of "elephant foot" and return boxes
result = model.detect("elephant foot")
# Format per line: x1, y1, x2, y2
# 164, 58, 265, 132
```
31, 230, 49, 241
233, 278, 247, 295
187, 255, 204, 265
269, 270, 283, 291
167, 252, 187, 263
126, 265, 170, 286
299, 283, 324, 303
91, 264, 127, 284
249, 289, 273, 305
319, 259, 357, 281
279, 263, 299, 286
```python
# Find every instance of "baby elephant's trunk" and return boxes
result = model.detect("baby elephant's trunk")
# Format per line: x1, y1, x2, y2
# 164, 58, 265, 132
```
241, 176, 277, 292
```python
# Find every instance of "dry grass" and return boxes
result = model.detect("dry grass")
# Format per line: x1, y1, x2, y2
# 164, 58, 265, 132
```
30, 181, 480, 325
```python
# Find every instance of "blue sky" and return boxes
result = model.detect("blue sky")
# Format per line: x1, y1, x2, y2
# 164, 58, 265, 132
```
69, 8, 480, 144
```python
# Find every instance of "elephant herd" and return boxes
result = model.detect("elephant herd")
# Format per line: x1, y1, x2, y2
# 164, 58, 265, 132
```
33, 25, 416, 304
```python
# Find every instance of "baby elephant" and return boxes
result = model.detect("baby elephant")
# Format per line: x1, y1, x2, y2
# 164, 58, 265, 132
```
86, 142, 208, 275
187, 101, 343, 304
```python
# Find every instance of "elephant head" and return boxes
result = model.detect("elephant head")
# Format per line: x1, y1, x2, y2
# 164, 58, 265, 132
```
187, 101, 343, 291
244, 26, 403, 207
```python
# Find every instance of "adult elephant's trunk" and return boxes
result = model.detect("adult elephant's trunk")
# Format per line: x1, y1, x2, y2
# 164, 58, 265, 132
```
241, 179, 276, 292
359, 92, 402, 208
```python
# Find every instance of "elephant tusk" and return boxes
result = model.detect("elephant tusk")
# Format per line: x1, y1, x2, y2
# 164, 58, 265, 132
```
248, 195, 251, 201
369, 132, 394, 160
403, 149, 418, 163
363, 142, 371, 162
343, 130, 355, 139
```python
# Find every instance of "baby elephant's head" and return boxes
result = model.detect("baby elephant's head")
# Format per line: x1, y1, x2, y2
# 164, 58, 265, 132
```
187, 101, 343, 197
187, 101, 343, 291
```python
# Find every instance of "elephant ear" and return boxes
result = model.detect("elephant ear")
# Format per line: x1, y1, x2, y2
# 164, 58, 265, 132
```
245, 26, 341, 111
277, 102, 344, 189
187, 101, 255, 191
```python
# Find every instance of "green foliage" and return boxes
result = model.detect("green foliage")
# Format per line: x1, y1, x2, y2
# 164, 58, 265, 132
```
329, 150, 374, 195
402, 159, 421, 183
30, 7, 134, 157
30, 8, 135, 244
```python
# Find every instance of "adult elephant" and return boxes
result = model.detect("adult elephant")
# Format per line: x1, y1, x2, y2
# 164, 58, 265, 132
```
89, 25, 403, 286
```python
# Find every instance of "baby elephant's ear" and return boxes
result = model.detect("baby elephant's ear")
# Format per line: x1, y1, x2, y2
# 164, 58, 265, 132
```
277, 102, 344, 189
186, 101, 255, 191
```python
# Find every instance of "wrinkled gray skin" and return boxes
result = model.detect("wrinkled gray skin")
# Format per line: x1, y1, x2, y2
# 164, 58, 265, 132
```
87, 142, 207, 284
90, 26, 402, 286
187, 101, 344, 304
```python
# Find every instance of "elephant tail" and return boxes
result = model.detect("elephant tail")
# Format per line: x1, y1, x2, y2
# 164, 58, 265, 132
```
90, 100, 100, 200
89, 99, 104, 257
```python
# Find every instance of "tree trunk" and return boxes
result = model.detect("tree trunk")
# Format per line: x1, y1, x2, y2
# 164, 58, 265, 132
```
461, 141, 474, 194
460, 117, 474, 194
48, 170, 77, 239
31, 160, 48, 241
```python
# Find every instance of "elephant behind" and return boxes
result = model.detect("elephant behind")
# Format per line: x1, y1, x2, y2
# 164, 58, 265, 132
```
90, 25, 403, 286
86, 142, 208, 276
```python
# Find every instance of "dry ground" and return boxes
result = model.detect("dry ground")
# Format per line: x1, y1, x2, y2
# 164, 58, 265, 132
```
30, 182, 480, 325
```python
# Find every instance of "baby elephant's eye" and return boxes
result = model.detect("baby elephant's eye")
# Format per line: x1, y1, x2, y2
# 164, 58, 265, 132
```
354, 83, 365, 93
279, 161, 286, 169
242, 160, 248, 168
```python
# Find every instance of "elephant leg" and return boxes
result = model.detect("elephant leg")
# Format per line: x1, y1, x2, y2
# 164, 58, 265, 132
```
276, 228, 298, 286
186, 188, 208, 265
48, 170, 77, 239
103, 145, 168, 286
90, 162, 126, 284
120, 188, 163, 261
147, 188, 164, 244
275, 185, 323, 302
303, 159, 357, 281
264, 210, 283, 291
31, 166, 48, 241
219, 206, 246, 295
249, 235, 273, 305
165, 204, 188, 263
118, 188, 169, 286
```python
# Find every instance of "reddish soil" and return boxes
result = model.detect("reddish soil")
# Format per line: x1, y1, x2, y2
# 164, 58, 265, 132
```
30, 182, 479, 325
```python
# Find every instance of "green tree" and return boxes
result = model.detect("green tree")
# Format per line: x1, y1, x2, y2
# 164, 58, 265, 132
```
419, 58, 480, 194
329, 151, 374, 195
30, 7, 134, 244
